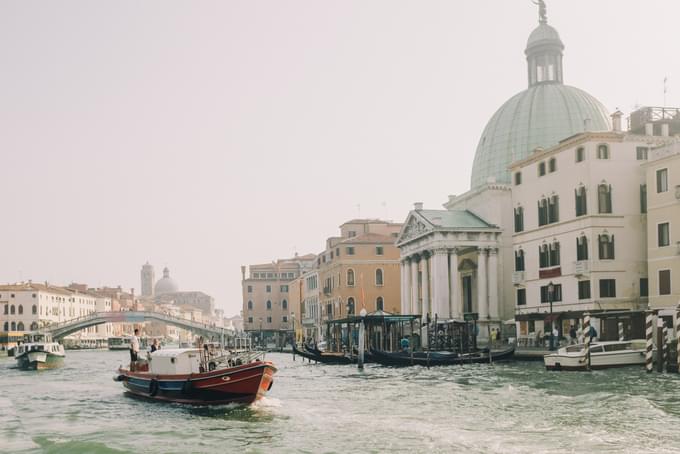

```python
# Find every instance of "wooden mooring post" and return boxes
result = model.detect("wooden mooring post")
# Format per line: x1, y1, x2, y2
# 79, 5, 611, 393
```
618, 322, 624, 341
676, 312, 680, 373
583, 313, 591, 371
663, 323, 669, 373
646, 311, 654, 373
657, 318, 665, 373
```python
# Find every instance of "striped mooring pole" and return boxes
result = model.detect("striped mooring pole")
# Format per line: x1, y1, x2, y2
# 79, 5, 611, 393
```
646, 311, 654, 373
657, 318, 665, 373
618, 321, 624, 342
663, 323, 669, 372
676, 312, 680, 373
583, 313, 591, 371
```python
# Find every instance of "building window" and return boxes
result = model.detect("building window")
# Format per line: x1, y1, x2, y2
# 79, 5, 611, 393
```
376, 246, 384, 256
9, 304, 15, 314
3, 322, 7, 331
640, 184, 647, 214
376, 296, 384, 311
3, 305, 7, 315
578, 280, 591, 300
253, 273, 259, 279
326, 303, 333, 316
514, 206, 524, 232
657, 168, 668, 193
347, 297, 355, 315
248, 317, 253, 323
247, 301, 253, 310
514, 249, 525, 271
347, 269, 355, 287
538, 162, 546, 176
375, 269, 384, 286
548, 196, 559, 223
640, 278, 649, 297
576, 147, 585, 162
540, 284, 562, 303
247, 285, 253, 293
659, 270, 671, 295
11, 322, 16, 331
348, 231, 357, 238
576, 235, 589, 261
346, 247, 355, 255
30, 322, 38, 330
282, 316, 288, 323
548, 158, 557, 173
266, 300, 272, 310
598, 234, 615, 260
18, 305, 23, 315
538, 199, 548, 227
282, 299, 288, 310
514, 172, 522, 185
599, 279, 616, 297
539, 242, 560, 268
267, 316, 272, 323
266, 285, 271, 293
516, 288, 526, 306
636, 146, 649, 160
573, 186, 587, 217
597, 184, 612, 214
658, 222, 670, 247
280, 285, 289, 292
32, 305, 37, 315
549, 242, 560, 266
597, 144, 609, 159
17, 322, 24, 331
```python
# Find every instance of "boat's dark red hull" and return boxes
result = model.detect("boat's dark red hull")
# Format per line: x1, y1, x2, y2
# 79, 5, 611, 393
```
116, 360, 277, 405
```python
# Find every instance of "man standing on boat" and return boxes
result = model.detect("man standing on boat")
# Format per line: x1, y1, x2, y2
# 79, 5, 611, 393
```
130, 329, 140, 363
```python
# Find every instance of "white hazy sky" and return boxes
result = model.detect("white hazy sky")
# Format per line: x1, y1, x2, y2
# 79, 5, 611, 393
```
2, 0, 679, 316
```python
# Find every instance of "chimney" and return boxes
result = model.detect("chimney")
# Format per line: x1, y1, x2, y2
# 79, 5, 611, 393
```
645, 123, 654, 136
584, 118, 592, 132
611, 110, 623, 132
662, 123, 669, 137
413, 202, 423, 211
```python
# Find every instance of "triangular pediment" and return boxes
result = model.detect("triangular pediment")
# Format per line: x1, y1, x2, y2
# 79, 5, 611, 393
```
396, 211, 434, 245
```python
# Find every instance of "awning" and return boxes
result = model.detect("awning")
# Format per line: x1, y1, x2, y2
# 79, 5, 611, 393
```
503, 319, 516, 325
544, 313, 561, 323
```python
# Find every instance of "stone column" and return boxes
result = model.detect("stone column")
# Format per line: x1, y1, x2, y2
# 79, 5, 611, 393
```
449, 248, 461, 319
488, 247, 499, 320
432, 249, 450, 318
410, 257, 419, 315
477, 247, 488, 320
400, 259, 410, 314
422, 253, 430, 317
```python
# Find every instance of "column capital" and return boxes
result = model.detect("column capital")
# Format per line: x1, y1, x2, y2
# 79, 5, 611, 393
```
434, 248, 448, 256
488, 247, 499, 256
449, 247, 459, 256
477, 246, 487, 255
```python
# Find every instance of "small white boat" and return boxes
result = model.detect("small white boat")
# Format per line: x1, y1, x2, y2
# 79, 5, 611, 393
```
14, 332, 65, 370
544, 339, 649, 371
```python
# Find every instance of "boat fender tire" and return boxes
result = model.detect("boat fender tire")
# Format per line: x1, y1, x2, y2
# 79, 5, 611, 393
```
149, 378, 159, 397
113, 374, 125, 382
209, 361, 217, 371
182, 378, 193, 394
267, 380, 274, 391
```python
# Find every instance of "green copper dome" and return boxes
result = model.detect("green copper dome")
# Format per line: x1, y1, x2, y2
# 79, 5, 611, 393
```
469, 11, 611, 189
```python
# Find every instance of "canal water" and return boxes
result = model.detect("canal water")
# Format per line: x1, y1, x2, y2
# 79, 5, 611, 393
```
2, 350, 680, 453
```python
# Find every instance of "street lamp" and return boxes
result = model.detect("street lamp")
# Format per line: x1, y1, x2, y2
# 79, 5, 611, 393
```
291, 311, 296, 347
259, 317, 263, 347
548, 281, 555, 351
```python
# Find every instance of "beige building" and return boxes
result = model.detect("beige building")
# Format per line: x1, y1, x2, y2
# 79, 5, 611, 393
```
241, 253, 316, 345
318, 219, 402, 330
645, 141, 680, 310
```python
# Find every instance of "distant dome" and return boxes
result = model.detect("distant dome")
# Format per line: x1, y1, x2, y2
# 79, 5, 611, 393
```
469, 13, 610, 188
154, 267, 178, 295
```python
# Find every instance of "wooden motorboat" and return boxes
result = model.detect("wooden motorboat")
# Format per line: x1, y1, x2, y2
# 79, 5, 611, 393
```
114, 348, 276, 405
544, 339, 650, 371
369, 345, 515, 367
14, 332, 65, 370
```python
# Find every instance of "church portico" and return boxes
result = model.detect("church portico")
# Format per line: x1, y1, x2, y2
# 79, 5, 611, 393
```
397, 207, 502, 336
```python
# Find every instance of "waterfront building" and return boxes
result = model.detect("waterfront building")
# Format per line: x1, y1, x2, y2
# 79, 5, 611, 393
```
141, 262, 155, 297
318, 219, 402, 328
241, 254, 316, 345
644, 139, 680, 313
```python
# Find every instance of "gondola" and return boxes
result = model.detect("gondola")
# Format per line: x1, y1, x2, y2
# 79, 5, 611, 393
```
369, 344, 515, 367
292, 344, 354, 365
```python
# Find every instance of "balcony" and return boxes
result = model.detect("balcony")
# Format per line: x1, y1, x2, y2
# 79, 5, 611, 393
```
538, 266, 561, 279
512, 271, 525, 284
574, 261, 590, 276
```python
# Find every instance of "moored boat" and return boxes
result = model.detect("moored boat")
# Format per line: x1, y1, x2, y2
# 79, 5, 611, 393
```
370, 345, 515, 367
114, 348, 276, 405
544, 339, 650, 371
292, 344, 354, 364
14, 332, 65, 370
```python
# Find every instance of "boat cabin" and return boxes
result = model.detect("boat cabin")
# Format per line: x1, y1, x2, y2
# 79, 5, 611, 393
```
149, 348, 202, 375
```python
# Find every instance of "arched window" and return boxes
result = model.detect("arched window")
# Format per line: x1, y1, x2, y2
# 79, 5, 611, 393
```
514, 249, 525, 271
376, 296, 384, 311
2, 321, 8, 331
597, 144, 609, 159
32, 305, 37, 315
548, 157, 557, 173
575, 185, 587, 216
347, 297, 355, 315
30, 322, 39, 330
266, 300, 272, 310
17, 322, 24, 331
538, 161, 546, 176
11, 321, 16, 331
375, 269, 384, 286
282, 299, 288, 310
3, 305, 7, 315
598, 234, 615, 260
18, 305, 23, 315
10, 305, 15, 315
347, 269, 355, 287
539, 244, 549, 268
598, 184, 612, 213
576, 235, 589, 261
247, 300, 253, 310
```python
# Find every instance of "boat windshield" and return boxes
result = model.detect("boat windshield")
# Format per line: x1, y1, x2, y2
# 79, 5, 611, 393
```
602, 342, 633, 352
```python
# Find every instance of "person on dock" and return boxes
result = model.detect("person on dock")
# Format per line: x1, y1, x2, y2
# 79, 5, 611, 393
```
130, 329, 140, 364
400, 336, 410, 352
569, 325, 577, 345
490, 328, 497, 346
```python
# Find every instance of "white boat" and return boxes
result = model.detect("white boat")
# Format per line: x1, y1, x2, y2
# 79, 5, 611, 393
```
544, 339, 650, 371
14, 332, 65, 370
108, 336, 131, 351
